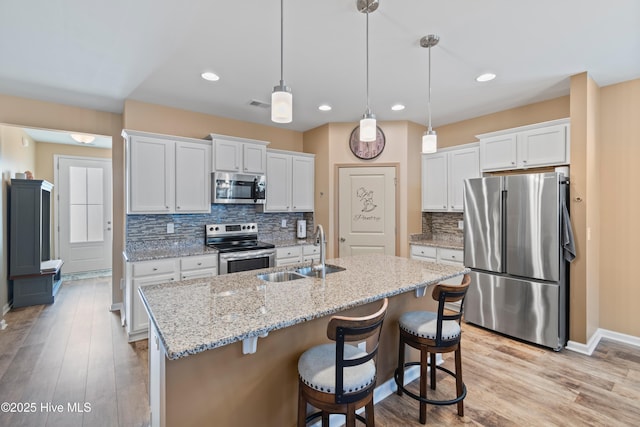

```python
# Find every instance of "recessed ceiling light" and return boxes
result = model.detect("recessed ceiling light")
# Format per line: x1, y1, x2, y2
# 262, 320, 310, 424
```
391, 104, 405, 111
476, 73, 496, 82
318, 104, 332, 111
201, 72, 220, 81
71, 134, 95, 144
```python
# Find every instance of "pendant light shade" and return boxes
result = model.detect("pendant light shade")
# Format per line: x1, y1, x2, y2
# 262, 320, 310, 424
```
271, 0, 292, 123
420, 34, 439, 154
358, 0, 378, 142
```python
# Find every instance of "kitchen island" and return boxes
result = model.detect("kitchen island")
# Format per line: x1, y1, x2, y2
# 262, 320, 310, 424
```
139, 253, 468, 427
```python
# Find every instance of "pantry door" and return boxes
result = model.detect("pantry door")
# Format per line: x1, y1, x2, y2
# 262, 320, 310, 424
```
56, 156, 112, 273
338, 166, 396, 257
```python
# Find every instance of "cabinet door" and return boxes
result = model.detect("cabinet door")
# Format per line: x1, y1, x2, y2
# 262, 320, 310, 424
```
129, 136, 174, 213
132, 273, 178, 335
243, 143, 267, 174
213, 139, 241, 172
448, 147, 480, 211
291, 156, 314, 211
422, 153, 448, 211
410, 245, 437, 262
265, 152, 292, 212
518, 124, 568, 168
480, 134, 517, 171
175, 141, 211, 213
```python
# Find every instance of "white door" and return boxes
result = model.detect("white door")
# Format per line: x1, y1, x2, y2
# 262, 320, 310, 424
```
338, 167, 396, 257
57, 156, 112, 273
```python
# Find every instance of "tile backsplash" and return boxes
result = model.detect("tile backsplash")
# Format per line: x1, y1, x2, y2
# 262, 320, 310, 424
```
126, 205, 314, 244
422, 212, 463, 240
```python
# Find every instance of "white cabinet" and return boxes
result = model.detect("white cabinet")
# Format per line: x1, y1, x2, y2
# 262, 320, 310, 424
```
125, 254, 218, 341
411, 244, 464, 309
275, 244, 319, 266
265, 149, 315, 212
209, 134, 269, 174
124, 130, 211, 214
126, 258, 179, 341
422, 145, 480, 212
478, 119, 570, 172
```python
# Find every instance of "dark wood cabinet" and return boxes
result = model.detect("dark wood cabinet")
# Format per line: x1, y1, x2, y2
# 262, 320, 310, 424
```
8, 179, 62, 308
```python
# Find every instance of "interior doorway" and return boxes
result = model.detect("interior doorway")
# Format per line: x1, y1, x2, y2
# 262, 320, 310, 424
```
337, 166, 397, 257
55, 156, 113, 273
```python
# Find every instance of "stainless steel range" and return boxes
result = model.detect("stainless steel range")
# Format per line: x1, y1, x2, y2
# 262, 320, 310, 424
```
206, 223, 275, 274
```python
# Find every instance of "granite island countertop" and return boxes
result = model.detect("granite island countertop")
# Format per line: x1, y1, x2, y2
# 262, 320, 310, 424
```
123, 241, 218, 262
139, 253, 468, 360
410, 234, 464, 250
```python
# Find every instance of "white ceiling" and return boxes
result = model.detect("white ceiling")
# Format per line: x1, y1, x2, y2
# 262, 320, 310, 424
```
1, 0, 639, 136
21, 128, 112, 149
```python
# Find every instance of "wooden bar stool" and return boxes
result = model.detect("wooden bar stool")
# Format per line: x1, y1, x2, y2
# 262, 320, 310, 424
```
394, 274, 470, 424
297, 298, 388, 427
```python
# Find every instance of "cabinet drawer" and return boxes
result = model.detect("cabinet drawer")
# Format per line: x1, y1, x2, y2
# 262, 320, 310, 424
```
132, 259, 178, 277
181, 268, 217, 280
276, 246, 302, 259
302, 245, 320, 256
411, 245, 437, 259
439, 248, 463, 264
181, 255, 218, 271
302, 255, 320, 263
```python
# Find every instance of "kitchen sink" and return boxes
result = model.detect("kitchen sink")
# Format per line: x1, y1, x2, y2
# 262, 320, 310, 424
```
257, 271, 306, 282
295, 264, 346, 278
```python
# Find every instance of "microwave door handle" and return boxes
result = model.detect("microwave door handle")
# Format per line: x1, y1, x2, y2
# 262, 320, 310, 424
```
252, 178, 258, 203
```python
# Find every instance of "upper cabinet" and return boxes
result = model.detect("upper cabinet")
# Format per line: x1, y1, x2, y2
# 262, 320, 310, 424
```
123, 130, 211, 214
264, 149, 315, 212
478, 119, 570, 172
422, 144, 480, 212
209, 134, 269, 174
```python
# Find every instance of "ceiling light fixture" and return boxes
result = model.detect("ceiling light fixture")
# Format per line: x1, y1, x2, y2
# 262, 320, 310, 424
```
357, 0, 378, 142
391, 104, 405, 111
476, 72, 496, 82
318, 104, 332, 111
201, 72, 220, 81
71, 133, 95, 144
271, 0, 292, 123
420, 34, 440, 154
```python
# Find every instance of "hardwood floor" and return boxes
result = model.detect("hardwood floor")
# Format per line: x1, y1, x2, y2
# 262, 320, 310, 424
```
0, 277, 149, 427
0, 278, 639, 426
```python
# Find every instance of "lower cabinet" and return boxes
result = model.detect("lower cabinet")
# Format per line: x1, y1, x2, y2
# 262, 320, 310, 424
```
125, 254, 218, 342
275, 244, 320, 267
410, 244, 464, 310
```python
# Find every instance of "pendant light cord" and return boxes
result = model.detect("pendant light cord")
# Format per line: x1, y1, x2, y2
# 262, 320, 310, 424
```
427, 43, 432, 131
365, 6, 370, 113
280, 0, 284, 83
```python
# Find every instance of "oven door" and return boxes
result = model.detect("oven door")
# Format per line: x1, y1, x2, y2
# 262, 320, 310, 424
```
218, 249, 275, 274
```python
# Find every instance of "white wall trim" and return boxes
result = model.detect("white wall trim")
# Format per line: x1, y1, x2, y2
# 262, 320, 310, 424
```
566, 328, 640, 356
2, 302, 10, 317
110, 302, 123, 313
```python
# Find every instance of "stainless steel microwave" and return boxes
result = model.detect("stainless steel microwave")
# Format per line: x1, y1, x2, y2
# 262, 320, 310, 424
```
212, 172, 266, 204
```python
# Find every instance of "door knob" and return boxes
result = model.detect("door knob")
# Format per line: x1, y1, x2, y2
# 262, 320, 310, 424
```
339, 237, 346, 242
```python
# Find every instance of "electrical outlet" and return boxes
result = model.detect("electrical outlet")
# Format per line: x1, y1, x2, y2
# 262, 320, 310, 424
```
458, 220, 464, 230
167, 223, 174, 234
281, 219, 287, 228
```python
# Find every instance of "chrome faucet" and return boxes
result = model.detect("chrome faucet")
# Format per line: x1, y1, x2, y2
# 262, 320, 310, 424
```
311, 224, 326, 278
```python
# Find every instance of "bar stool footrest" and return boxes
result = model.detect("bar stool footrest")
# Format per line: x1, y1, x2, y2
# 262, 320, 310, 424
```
394, 361, 467, 406
305, 411, 367, 424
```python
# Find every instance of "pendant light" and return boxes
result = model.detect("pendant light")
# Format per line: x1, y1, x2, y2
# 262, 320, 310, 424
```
421, 34, 439, 153
357, 0, 378, 142
271, 0, 292, 123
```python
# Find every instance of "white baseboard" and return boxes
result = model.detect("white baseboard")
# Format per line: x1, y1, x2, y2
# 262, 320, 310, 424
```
110, 302, 123, 312
566, 328, 640, 356
2, 303, 10, 317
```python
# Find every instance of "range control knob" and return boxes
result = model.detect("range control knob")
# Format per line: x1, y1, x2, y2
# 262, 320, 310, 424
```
215, 226, 220, 231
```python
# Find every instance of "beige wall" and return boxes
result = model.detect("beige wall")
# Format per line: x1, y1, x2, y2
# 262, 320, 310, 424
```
599, 78, 640, 337
303, 121, 421, 259
0, 126, 37, 313
123, 100, 303, 151
0, 94, 123, 308
35, 141, 112, 185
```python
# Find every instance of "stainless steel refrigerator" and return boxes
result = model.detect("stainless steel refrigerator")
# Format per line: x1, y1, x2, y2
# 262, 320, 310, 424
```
463, 172, 569, 351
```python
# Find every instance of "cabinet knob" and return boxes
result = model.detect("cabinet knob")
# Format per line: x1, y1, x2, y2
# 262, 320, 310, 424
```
293, 206, 296, 209
165, 206, 169, 209
451, 255, 456, 258
176, 206, 180, 209
451, 205, 454, 209
443, 205, 446, 208
170, 278, 174, 281
152, 268, 158, 271
197, 262, 202, 266
511, 161, 515, 165
523, 160, 527, 164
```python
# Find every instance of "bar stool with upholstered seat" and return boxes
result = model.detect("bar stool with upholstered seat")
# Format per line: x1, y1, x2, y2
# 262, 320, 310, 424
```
394, 274, 470, 424
297, 298, 388, 427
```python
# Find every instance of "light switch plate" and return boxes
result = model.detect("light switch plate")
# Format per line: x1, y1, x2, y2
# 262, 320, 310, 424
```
167, 223, 174, 234
458, 220, 464, 230
281, 219, 287, 228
